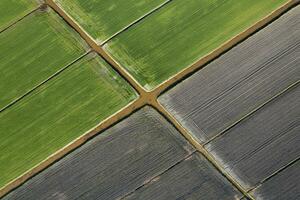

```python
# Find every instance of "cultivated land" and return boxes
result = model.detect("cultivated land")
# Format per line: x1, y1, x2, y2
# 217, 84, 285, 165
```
104, 0, 289, 90
159, 5, 300, 197
54, 0, 168, 43
0, 0, 37, 31
4, 107, 194, 200
124, 153, 241, 200
251, 161, 300, 200
0, 54, 137, 188
159, 6, 300, 143
0, 0, 298, 199
0, 9, 86, 110
207, 85, 300, 189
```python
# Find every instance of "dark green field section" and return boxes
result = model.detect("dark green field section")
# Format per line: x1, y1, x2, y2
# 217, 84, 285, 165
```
123, 153, 241, 200
0, 9, 87, 110
104, 0, 288, 90
0, 0, 37, 31
206, 84, 300, 189
159, 6, 300, 143
3, 107, 194, 200
251, 161, 300, 200
0, 54, 137, 188
54, 0, 168, 43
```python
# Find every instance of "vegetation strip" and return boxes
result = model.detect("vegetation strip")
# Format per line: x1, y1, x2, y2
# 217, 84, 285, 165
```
0, 0, 38, 32
0, 0, 297, 198
0, 8, 87, 110
53, 0, 170, 44
0, 54, 137, 190
100, 0, 173, 45
0, 52, 90, 113
104, 0, 291, 90
0, 6, 40, 34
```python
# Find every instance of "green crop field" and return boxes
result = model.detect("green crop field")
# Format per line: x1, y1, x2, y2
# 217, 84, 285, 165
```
55, 0, 168, 43
0, 54, 136, 188
0, 9, 86, 110
104, 0, 288, 90
0, 0, 37, 31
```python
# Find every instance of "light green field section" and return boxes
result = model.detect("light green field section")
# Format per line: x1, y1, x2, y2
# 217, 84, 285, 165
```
54, 0, 168, 43
0, 0, 37, 31
0, 9, 87, 110
0, 54, 137, 188
104, 0, 288, 90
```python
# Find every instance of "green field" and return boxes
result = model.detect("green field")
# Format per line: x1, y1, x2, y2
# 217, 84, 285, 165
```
104, 0, 288, 90
54, 0, 168, 43
0, 54, 137, 188
0, 9, 87, 110
0, 0, 37, 31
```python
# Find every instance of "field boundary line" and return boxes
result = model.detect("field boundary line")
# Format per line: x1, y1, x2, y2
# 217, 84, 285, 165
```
204, 81, 300, 145
100, 0, 173, 45
0, 4, 41, 34
0, 52, 90, 113
247, 157, 300, 194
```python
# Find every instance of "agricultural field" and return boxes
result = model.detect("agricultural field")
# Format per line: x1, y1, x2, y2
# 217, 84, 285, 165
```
0, 54, 137, 188
0, 0, 38, 31
0, 9, 86, 110
159, 7, 299, 143
4, 107, 196, 199
54, 0, 169, 43
0, 0, 298, 200
104, 0, 289, 90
